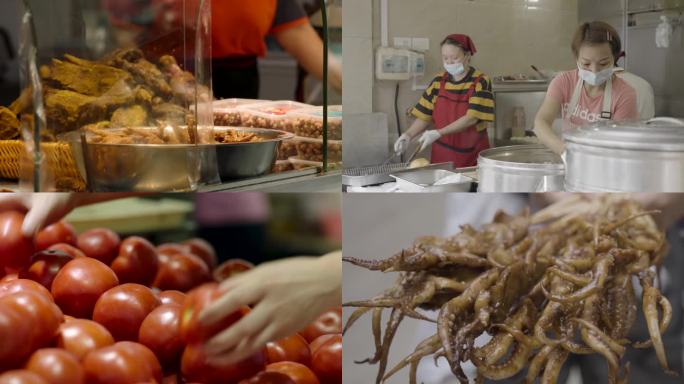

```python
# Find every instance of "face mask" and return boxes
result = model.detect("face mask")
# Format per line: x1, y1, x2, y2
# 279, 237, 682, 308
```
444, 62, 465, 76
578, 65, 614, 86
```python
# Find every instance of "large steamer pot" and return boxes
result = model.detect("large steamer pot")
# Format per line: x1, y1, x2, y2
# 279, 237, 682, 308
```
477, 145, 565, 192
564, 118, 684, 192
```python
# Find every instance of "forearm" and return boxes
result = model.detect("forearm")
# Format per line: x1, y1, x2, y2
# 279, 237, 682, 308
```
534, 117, 565, 154
315, 250, 342, 308
438, 114, 480, 136
276, 24, 342, 93
405, 118, 430, 139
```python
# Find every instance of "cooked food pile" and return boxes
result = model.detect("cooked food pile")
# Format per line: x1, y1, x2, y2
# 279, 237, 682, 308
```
214, 130, 263, 143
0, 48, 211, 141
343, 195, 676, 384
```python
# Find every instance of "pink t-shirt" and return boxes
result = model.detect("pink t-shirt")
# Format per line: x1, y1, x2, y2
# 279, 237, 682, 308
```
547, 69, 638, 125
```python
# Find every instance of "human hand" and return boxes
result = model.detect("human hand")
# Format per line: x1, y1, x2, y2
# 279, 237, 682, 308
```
0, 193, 80, 237
393, 133, 411, 154
198, 252, 342, 365
417, 130, 441, 152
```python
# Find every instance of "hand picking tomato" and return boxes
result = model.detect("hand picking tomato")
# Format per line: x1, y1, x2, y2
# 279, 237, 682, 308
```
182, 238, 218, 270
92, 283, 160, 341
299, 307, 342, 343
110, 236, 159, 285
213, 259, 254, 282
310, 334, 342, 384
25, 348, 85, 384
51, 258, 119, 318
265, 362, 320, 384
55, 319, 115, 360
153, 251, 211, 292
266, 334, 311, 367
0, 370, 48, 384
76, 228, 120, 264
18, 250, 74, 290
82, 341, 162, 384
239, 371, 296, 384
179, 283, 248, 344
180, 342, 266, 384
0, 211, 34, 272
138, 303, 183, 368
35, 221, 77, 251
158, 290, 186, 306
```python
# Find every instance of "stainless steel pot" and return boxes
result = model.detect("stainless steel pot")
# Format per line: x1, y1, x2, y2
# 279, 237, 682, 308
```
564, 118, 684, 192
477, 145, 565, 192
61, 126, 292, 192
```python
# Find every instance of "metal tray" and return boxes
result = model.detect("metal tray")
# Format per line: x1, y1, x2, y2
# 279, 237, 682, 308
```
391, 169, 474, 192
343, 162, 452, 187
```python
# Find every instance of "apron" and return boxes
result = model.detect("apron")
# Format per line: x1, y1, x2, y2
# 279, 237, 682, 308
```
566, 74, 613, 123
431, 73, 490, 168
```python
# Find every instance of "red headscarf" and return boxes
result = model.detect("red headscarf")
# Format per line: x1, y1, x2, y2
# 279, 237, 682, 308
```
445, 34, 477, 55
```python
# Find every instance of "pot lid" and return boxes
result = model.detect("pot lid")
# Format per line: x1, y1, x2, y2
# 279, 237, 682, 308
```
478, 145, 564, 169
564, 118, 684, 151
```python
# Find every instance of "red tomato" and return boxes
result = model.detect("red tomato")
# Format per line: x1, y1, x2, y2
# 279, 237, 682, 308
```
51, 258, 119, 318
0, 370, 48, 384
180, 343, 266, 384
152, 252, 211, 292
239, 371, 296, 384
55, 319, 115, 360
266, 334, 311, 367
0, 291, 63, 369
25, 348, 85, 384
82, 341, 162, 384
35, 221, 77, 251
76, 228, 120, 264
182, 238, 218, 270
213, 259, 254, 282
0, 211, 34, 272
299, 308, 342, 343
138, 303, 183, 368
158, 290, 186, 306
0, 273, 17, 283
156, 243, 186, 257
308, 334, 336, 356
0, 278, 54, 303
265, 362, 319, 384
179, 283, 248, 344
92, 283, 160, 341
18, 250, 74, 290
47, 243, 86, 259
310, 334, 341, 384
110, 236, 159, 285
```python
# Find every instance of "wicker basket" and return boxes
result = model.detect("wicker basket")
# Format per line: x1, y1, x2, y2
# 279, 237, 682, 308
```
0, 140, 86, 191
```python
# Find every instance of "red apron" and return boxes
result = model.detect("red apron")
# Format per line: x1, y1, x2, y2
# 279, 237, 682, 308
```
431, 73, 490, 168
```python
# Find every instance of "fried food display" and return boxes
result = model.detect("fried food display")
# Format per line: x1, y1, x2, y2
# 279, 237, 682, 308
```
0, 107, 20, 140
344, 195, 677, 384
214, 130, 263, 144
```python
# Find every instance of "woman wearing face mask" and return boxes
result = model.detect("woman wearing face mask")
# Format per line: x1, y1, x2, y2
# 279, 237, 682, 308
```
534, 21, 638, 155
393, 34, 494, 168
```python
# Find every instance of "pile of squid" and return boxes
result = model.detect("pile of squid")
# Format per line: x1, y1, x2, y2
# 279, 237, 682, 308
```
343, 196, 677, 384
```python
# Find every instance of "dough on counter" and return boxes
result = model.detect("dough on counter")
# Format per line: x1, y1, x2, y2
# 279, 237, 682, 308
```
409, 158, 430, 168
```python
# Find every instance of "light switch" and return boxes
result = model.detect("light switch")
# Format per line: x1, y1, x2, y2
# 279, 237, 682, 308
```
412, 38, 430, 52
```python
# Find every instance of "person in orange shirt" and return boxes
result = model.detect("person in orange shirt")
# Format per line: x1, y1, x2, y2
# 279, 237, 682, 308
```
104, 0, 342, 99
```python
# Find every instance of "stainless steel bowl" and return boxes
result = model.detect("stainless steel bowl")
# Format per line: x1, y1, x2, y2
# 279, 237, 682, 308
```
477, 144, 565, 192
61, 126, 293, 192
564, 118, 684, 192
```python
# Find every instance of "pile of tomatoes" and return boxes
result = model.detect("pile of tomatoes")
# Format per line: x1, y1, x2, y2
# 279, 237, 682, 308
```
0, 211, 342, 384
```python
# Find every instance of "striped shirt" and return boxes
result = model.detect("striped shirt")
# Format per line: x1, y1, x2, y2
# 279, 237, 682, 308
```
411, 67, 494, 131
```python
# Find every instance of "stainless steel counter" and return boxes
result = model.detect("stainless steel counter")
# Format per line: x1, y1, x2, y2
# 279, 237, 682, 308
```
199, 169, 342, 192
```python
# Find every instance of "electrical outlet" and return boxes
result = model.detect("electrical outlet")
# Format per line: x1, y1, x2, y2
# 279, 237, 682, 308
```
393, 37, 412, 49
412, 38, 430, 52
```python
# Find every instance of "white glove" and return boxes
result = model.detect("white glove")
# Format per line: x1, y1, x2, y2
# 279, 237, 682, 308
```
417, 130, 442, 152
394, 133, 411, 154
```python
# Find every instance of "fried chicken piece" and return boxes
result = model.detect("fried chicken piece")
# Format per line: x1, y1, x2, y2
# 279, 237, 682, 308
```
111, 105, 148, 127
105, 48, 173, 99
151, 102, 188, 125
44, 89, 103, 133
40, 58, 131, 97
158, 55, 212, 104
0, 106, 20, 140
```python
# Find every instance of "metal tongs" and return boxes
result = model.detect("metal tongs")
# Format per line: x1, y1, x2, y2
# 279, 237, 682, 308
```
383, 143, 422, 165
